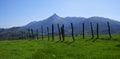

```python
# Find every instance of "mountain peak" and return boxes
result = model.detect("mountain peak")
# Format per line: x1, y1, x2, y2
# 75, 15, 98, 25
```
53, 13, 57, 16
47, 13, 61, 20
51, 13, 59, 18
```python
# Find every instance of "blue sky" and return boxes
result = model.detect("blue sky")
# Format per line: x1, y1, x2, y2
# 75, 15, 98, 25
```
0, 0, 120, 28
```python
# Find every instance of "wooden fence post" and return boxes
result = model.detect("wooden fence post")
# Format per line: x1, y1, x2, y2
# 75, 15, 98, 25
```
47, 27, 50, 41
107, 22, 112, 39
61, 24, 65, 41
36, 29, 39, 40
90, 22, 94, 39
31, 29, 34, 39
57, 24, 61, 41
27, 29, 31, 39
21, 31, 24, 39
52, 24, 54, 41
82, 23, 85, 39
24, 30, 28, 39
71, 23, 75, 41
41, 26, 43, 40
96, 23, 99, 39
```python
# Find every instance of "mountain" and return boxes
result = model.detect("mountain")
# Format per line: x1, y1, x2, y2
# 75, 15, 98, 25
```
0, 14, 120, 40
24, 14, 120, 34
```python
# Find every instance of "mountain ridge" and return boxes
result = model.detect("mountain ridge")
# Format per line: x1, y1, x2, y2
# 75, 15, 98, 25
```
0, 14, 120, 40
23, 14, 120, 34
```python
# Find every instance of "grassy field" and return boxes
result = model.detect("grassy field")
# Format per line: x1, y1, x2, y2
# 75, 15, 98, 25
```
0, 34, 120, 59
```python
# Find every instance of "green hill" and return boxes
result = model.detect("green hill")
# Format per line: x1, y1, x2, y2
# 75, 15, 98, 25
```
0, 34, 120, 59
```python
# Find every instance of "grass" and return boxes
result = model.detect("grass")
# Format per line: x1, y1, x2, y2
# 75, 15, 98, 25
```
0, 34, 120, 59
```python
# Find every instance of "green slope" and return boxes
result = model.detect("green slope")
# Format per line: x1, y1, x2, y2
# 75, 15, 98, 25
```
0, 34, 120, 59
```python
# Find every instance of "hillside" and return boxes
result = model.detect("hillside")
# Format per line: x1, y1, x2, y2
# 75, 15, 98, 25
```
0, 34, 120, 59
0, 27, 28, 40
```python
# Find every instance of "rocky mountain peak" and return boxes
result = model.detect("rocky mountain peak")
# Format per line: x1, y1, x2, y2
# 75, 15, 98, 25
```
48, 13, 61, 19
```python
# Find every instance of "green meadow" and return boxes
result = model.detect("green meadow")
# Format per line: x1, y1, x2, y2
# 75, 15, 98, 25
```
0, 34, 120, 59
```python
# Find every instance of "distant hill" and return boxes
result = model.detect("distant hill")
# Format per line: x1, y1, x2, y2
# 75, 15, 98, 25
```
24, 13, 120, 34
0, 27, 27, 40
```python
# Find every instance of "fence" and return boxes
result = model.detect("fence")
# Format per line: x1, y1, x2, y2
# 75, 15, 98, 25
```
18, 22, 112, 42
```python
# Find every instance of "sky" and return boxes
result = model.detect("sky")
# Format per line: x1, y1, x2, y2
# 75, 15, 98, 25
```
0, 0, 120, 28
